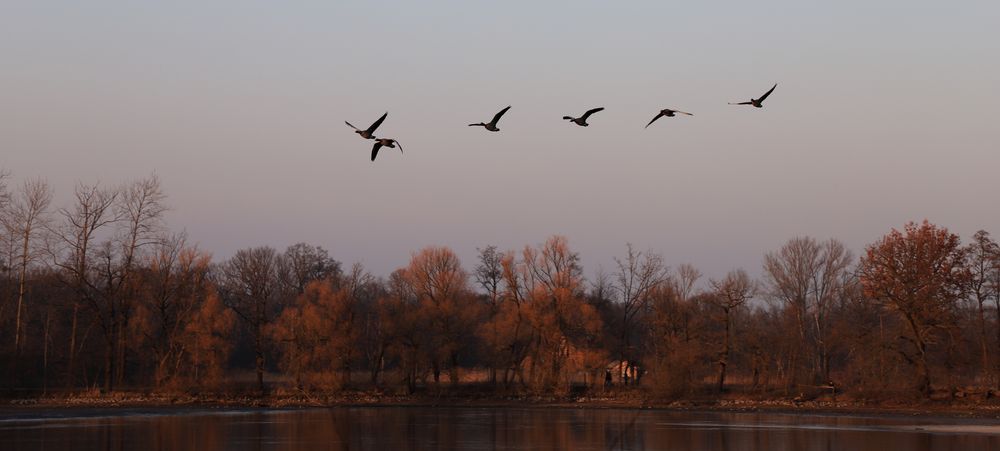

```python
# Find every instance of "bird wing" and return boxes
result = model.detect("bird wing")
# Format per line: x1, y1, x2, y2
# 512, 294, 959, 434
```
345, 121, 360, 131
371, 142, 382, 161
366, 112, 388, 134
674, 110, 693, 116
729, 101, 753, 105
581, 107, 605, 120
490, 105, 511, 125
394, 140, 403, 153
645, 112, 665, 128
758, 83, 777, 102
469, 123, 484, 127
562, 116, 574, 120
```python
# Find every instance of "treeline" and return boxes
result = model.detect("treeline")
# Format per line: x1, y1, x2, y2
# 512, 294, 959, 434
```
1, 169, 999, 400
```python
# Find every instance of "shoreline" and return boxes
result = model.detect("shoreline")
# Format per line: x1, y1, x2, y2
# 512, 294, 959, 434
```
5, 393, 1000, 420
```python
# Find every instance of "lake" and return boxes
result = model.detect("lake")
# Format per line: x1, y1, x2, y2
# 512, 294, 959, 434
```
1, 406, 999, 450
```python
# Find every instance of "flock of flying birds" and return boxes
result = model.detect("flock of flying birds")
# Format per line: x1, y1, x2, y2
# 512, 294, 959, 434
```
346, 83, 778, 161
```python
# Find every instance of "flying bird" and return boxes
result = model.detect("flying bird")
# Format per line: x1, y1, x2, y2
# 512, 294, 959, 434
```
469, 106, 511, 132
345, 112, 388, 139
563, 107, 605, 126
371, 138, 402, 162
729, 83, 777, 108
645, 108, 693, 128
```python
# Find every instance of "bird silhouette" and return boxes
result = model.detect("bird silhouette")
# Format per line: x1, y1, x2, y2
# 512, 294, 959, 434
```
469, 106, 511, 132
371, 138, 402, 162
346, 112, 387, 139
563, 107, 604, 126
729, 84, 777, 108
645, 108, 693, 128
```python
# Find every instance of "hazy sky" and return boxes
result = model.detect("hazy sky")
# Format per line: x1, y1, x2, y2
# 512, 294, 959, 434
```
2, 1, 998, 281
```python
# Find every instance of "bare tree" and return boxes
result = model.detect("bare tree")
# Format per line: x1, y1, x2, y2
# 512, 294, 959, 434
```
216, 246, 286, 393
113, 175, 168, 383
708, 269, 757, 392
612, 244, 669, 385
965, 230, 999, 383
474, 245, 504, 384
49, 182, 119, 389
673, 264, 702, 304
0, 169, 10, 342
281, 243, 341, 295
2, 178, 53, 353
763, 237, 853, 384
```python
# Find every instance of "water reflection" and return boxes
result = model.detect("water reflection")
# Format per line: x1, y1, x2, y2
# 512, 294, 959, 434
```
1, 407, 998, 450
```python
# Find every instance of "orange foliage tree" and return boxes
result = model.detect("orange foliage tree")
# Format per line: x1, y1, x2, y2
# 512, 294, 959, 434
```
402, 246, 481, 385
181, 290, 236, 389
271, 263, 370, 390
132, 236, 223, 388
858, 220, 969, 395
517, 236, 605, 392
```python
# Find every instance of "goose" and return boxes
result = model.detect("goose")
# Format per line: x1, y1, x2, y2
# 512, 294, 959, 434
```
469, 106, 511, 132
729, 83, 777, 108
563, 107, 604, 126
645, 108, 693, 128
371, 138, 402, 162
345, 112, 387, 139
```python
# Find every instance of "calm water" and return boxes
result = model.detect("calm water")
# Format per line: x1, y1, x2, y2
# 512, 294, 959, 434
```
1, 406, 999, 450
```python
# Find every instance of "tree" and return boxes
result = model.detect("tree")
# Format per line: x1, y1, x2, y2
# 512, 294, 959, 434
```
1, 178, 52, 353
858, 221, 969, 396
134, 235, 216, 388
217, 246, 286, 393
519, 236, 604, 391
403, 246, 479, 385
611, 244, 668, 385
111, 175, 168, 385
763, 237, 853, 384
474, 245, 504, 385
673, 264, 702, 304
708, 269, 756, 392
381, 268, 424, 393
271, 263, 370, 389
281, 243, 341, 295
964, 230, 999, 383
49, 182, 119, 390
181, 290, 235, 389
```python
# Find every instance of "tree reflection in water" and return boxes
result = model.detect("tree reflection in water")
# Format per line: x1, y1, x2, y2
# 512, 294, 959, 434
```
1, 407, 998, 451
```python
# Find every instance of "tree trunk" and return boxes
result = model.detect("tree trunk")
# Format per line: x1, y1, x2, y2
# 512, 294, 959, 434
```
66, 302, 79, 389
104, 336, 115, 393
14, 248, 27, 353
978, 298, 990, 385
255, 324, 265, 394
717, 307, 731, 392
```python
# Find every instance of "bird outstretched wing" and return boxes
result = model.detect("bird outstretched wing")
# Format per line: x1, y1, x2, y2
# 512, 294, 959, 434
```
371, 142, 383, 161
729, 101, 753, 105
758, 83, 777, 102
491, 106, 511, 125
345, 121, 360, 131
645, 112, 665, 128
581, 107, 604, 120
366, 112, 388, 134
394, 140, 403, 153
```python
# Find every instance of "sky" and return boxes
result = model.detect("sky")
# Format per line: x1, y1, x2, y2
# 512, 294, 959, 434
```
1, 1, 998, 282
